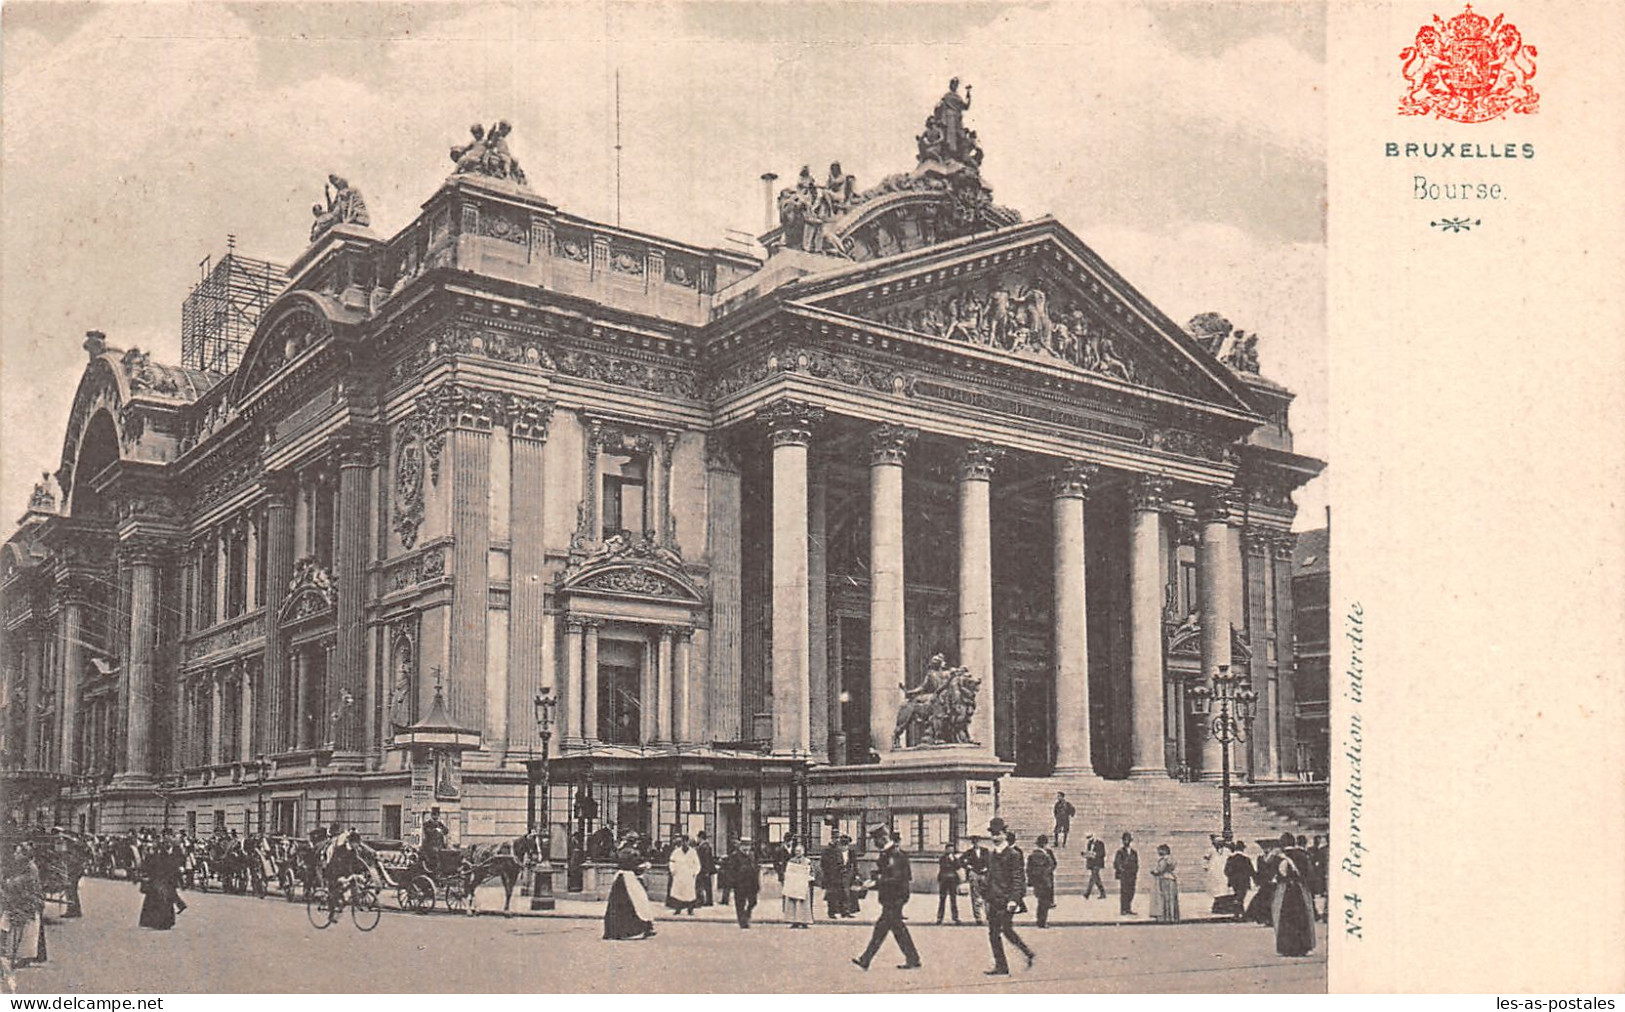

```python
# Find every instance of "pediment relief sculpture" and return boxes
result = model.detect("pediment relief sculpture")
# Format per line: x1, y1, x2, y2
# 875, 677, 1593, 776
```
278, 556, 335, 622
841, 272, 1157, 387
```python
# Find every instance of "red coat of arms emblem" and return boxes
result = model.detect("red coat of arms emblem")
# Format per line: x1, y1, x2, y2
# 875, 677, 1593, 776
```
1399, 4, 1539, 122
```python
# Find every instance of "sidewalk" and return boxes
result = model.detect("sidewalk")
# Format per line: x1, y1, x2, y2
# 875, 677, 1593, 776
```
459, 881, 1244, 927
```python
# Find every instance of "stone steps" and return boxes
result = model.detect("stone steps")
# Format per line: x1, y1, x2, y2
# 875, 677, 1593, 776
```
992, 774, 1315, 893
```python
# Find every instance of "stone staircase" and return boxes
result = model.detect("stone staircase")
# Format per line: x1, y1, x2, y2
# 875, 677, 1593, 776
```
995, 773, 1316, 894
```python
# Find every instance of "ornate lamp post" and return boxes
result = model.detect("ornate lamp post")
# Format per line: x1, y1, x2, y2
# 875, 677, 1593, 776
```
1188, 664, 1259, 843
529, 688, 557, 911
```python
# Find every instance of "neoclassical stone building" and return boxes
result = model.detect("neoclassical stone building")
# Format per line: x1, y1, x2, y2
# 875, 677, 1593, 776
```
1, 87, 1321, 862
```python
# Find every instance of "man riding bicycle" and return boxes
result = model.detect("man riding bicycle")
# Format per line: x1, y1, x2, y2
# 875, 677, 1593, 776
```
323, 828, 376, 921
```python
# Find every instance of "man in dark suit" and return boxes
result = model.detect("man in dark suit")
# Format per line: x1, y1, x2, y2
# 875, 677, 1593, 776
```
721, 837, 758, 928
935, 841, 962, 924
961, 835, 990, 924
853, 828, 921, 971
982, 818, 1034, 975
695, 831, 716, 907
821, 836, 848, 919
1224, 841, 1255, 920
1082, 833, 1108, 899
1026, 834, 1057, 928
1112, 831, 1139, 915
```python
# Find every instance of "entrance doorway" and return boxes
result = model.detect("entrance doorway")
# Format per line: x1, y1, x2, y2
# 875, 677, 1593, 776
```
598, 639, 644, 744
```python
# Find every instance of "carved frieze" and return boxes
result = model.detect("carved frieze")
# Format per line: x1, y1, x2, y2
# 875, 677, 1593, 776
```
392, 436, 426, 549
555, 349, 699, 399
386, 545, 448, 594
185, 613, 265, 661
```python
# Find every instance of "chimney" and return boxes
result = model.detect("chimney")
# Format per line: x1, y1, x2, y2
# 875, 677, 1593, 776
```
760, 172, 779, 235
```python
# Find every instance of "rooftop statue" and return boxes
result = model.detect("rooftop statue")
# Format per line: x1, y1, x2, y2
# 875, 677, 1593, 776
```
917, 78, 982, 169
309, 174, 371, 242
449, 120, 528, 187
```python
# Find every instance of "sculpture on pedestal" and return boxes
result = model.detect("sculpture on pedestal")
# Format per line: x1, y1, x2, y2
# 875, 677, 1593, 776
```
891, 653, 982, 748
449, 121, 528, 186
310, 174, 371, 242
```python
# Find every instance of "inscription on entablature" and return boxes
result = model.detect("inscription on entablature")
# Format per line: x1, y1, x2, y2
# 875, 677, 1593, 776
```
910, 380, 1147, 444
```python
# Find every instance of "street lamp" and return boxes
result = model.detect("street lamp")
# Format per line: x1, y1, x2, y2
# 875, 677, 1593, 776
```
529, 688, 557, 911
1188, 664, 1258, 843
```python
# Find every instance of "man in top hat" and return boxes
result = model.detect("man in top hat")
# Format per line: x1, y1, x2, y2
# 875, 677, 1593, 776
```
1082, 832, 1108, 899
420, 806, 449, 871
853, 827, 921, 971
1113, 831, 1140, 916
982, 818, 1034, 974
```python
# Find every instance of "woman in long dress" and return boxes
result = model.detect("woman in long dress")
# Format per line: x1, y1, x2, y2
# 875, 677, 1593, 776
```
1271, 849, 1318, 956
781, 838, 814, 928
1245, 841, 1280, 925
1148, 844, 1180, 923
665, 837, 701, 915
3, 844, 47, 969
137, 839, 181, 930
603, 850, 657, 940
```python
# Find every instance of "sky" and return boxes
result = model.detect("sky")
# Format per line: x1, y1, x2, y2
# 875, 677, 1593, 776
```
0, 0, 1327, 532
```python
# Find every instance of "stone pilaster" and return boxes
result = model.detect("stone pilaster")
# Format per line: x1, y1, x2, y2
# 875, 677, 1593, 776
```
333, 432, 376, 753
448, 425, 491, 737
675, 629, 693, 743
1127, 476, 1171, 778
1052, 462, 1097, 773
208, 670, 225, 766
507, 414, 552, 754
705, 435, 743, 742
868, 423, 916, 755
762, 401, 823, 755
260, 471, 296, 754
958, 442, 1002, 753
56, 577, 89, 774
22, 632, 42, 767
239, 660, 256, 764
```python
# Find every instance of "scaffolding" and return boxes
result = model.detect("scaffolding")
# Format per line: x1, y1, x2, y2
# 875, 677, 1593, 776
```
180, 236, 287, 375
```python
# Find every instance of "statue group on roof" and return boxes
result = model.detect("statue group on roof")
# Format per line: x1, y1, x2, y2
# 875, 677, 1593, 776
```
310, 174, 370, 242
449, 121, 528, 187
917, 78, 983, 170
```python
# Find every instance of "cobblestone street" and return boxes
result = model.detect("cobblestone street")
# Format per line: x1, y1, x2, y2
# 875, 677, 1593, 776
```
15, 878, 1325, 994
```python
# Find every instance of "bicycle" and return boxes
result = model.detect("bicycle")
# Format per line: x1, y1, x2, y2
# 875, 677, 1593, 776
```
306, 872, 382, 932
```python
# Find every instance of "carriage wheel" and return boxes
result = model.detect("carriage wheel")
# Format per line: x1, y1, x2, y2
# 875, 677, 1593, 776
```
399, 875, 436, 914
442, 879, 468, 912
306, 888, 336, 930
351, 888, 381, 932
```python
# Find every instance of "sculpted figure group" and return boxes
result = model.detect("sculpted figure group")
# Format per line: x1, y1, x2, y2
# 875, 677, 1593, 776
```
449, 121, 528, 186
310, 174, 370, 242
892, 654, 982, 749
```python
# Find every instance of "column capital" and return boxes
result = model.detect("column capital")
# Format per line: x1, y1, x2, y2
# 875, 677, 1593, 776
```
1129, 474, 1173, 511
658, 625, 678, 644
263, 469, 300, 507
1271, 532, 1299, 561
759, 400, 824, 448
565, 615, 587, 633
333, 428, 382, 468
1051, 462, 1098, 500
1194, 486, 1245, 525
868, 424, 919, 467
1243, 529, 1275, 557
504, 393, 556, 442
117, 535, 172, 567
1174, 517, 1202, 547
958, 442, 1004, 482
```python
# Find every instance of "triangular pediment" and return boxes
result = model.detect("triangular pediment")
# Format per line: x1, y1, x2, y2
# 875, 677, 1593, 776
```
786, 221, 1258, 413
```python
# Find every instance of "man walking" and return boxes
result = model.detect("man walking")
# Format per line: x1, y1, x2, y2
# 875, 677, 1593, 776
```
1082, 833, 1107, 899
722, 837, 758, 928
821, 835, 848, 920
853, 828, 921, 971
961, 835, 990, 924
1051, 792, 1076, 847
982, 819, 1034, 975
1027, 834, 1057, 928
1113, 831, 1140, 916
1224, 841, 1255, 920
935, 841, 962, 924
695, 831, 716, 907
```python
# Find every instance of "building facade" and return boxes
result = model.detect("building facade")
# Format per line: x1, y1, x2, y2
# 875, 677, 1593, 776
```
1, 86, 1322, 864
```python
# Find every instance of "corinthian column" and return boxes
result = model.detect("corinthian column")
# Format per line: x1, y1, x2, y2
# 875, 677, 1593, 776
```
119, 541, 162, 781
763, 401, 823, 755
1127, 477, 1170, 777
260, 472, 296, 754
1197, 488, 1241, 780
332, 432, 376, 754
57, 577, 88, 774
958, 443, 1001, 753
563, 617, 585, 741
1052, 462, 1097, 774
868, 423, 916, 755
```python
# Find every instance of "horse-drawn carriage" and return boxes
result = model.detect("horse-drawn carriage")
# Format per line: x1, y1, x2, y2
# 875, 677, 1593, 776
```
367, 843, 470, 914
1, 829, 86, 918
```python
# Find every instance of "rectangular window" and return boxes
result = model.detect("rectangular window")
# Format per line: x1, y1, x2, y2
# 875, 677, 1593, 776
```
601, 455, 647, 538
1180, 560, 1199, 614
214, 810, 227, 834
314, 484, 336, 570
187, 810, 198, 836
382, 804, 403, 841
273, 798, 297, 836
198, 547, 217, 628
226, 528, 248, 618
766, 816, 790, 844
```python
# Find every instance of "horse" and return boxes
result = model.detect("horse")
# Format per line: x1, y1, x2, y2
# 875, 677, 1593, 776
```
460, 830, 545, 917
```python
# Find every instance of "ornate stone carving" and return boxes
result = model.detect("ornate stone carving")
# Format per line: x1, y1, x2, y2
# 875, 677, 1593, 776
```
389, 625, 416, 731
1051, 462, 1098, 499
759, 401, 824, 448
278, 557, 335, 622
387, 545, 447, 593
392, 436, 426, 549
919, 78, 980, 168
892, 653, 981, 747
712, 346, 904, 400
1187, 312, 1261, 374
958, 442, 1003, 482
1131, 475, 1172, 512
506, 394, 554, 441
868, 423, 918, 466
334, 430, 379, 468
478, 207, 528, 245
1174, 517, 1202, 547
704, 433, 740, 474
1246, 482, 1295, 510
121, 348, 181, 396
554, 349, 698, 399
185, 613, 265, 661
310, 174, 370, 242
1272, 533, 1299, 562
1244, 530, 1273, 557
449, 120, 528, 186
1148, 428, 1229, 462
860, 275, 1141, 384
1194, 487, 1244, 526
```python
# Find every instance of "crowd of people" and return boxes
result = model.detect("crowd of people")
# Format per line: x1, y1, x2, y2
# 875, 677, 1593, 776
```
602, 805, 1328, 972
